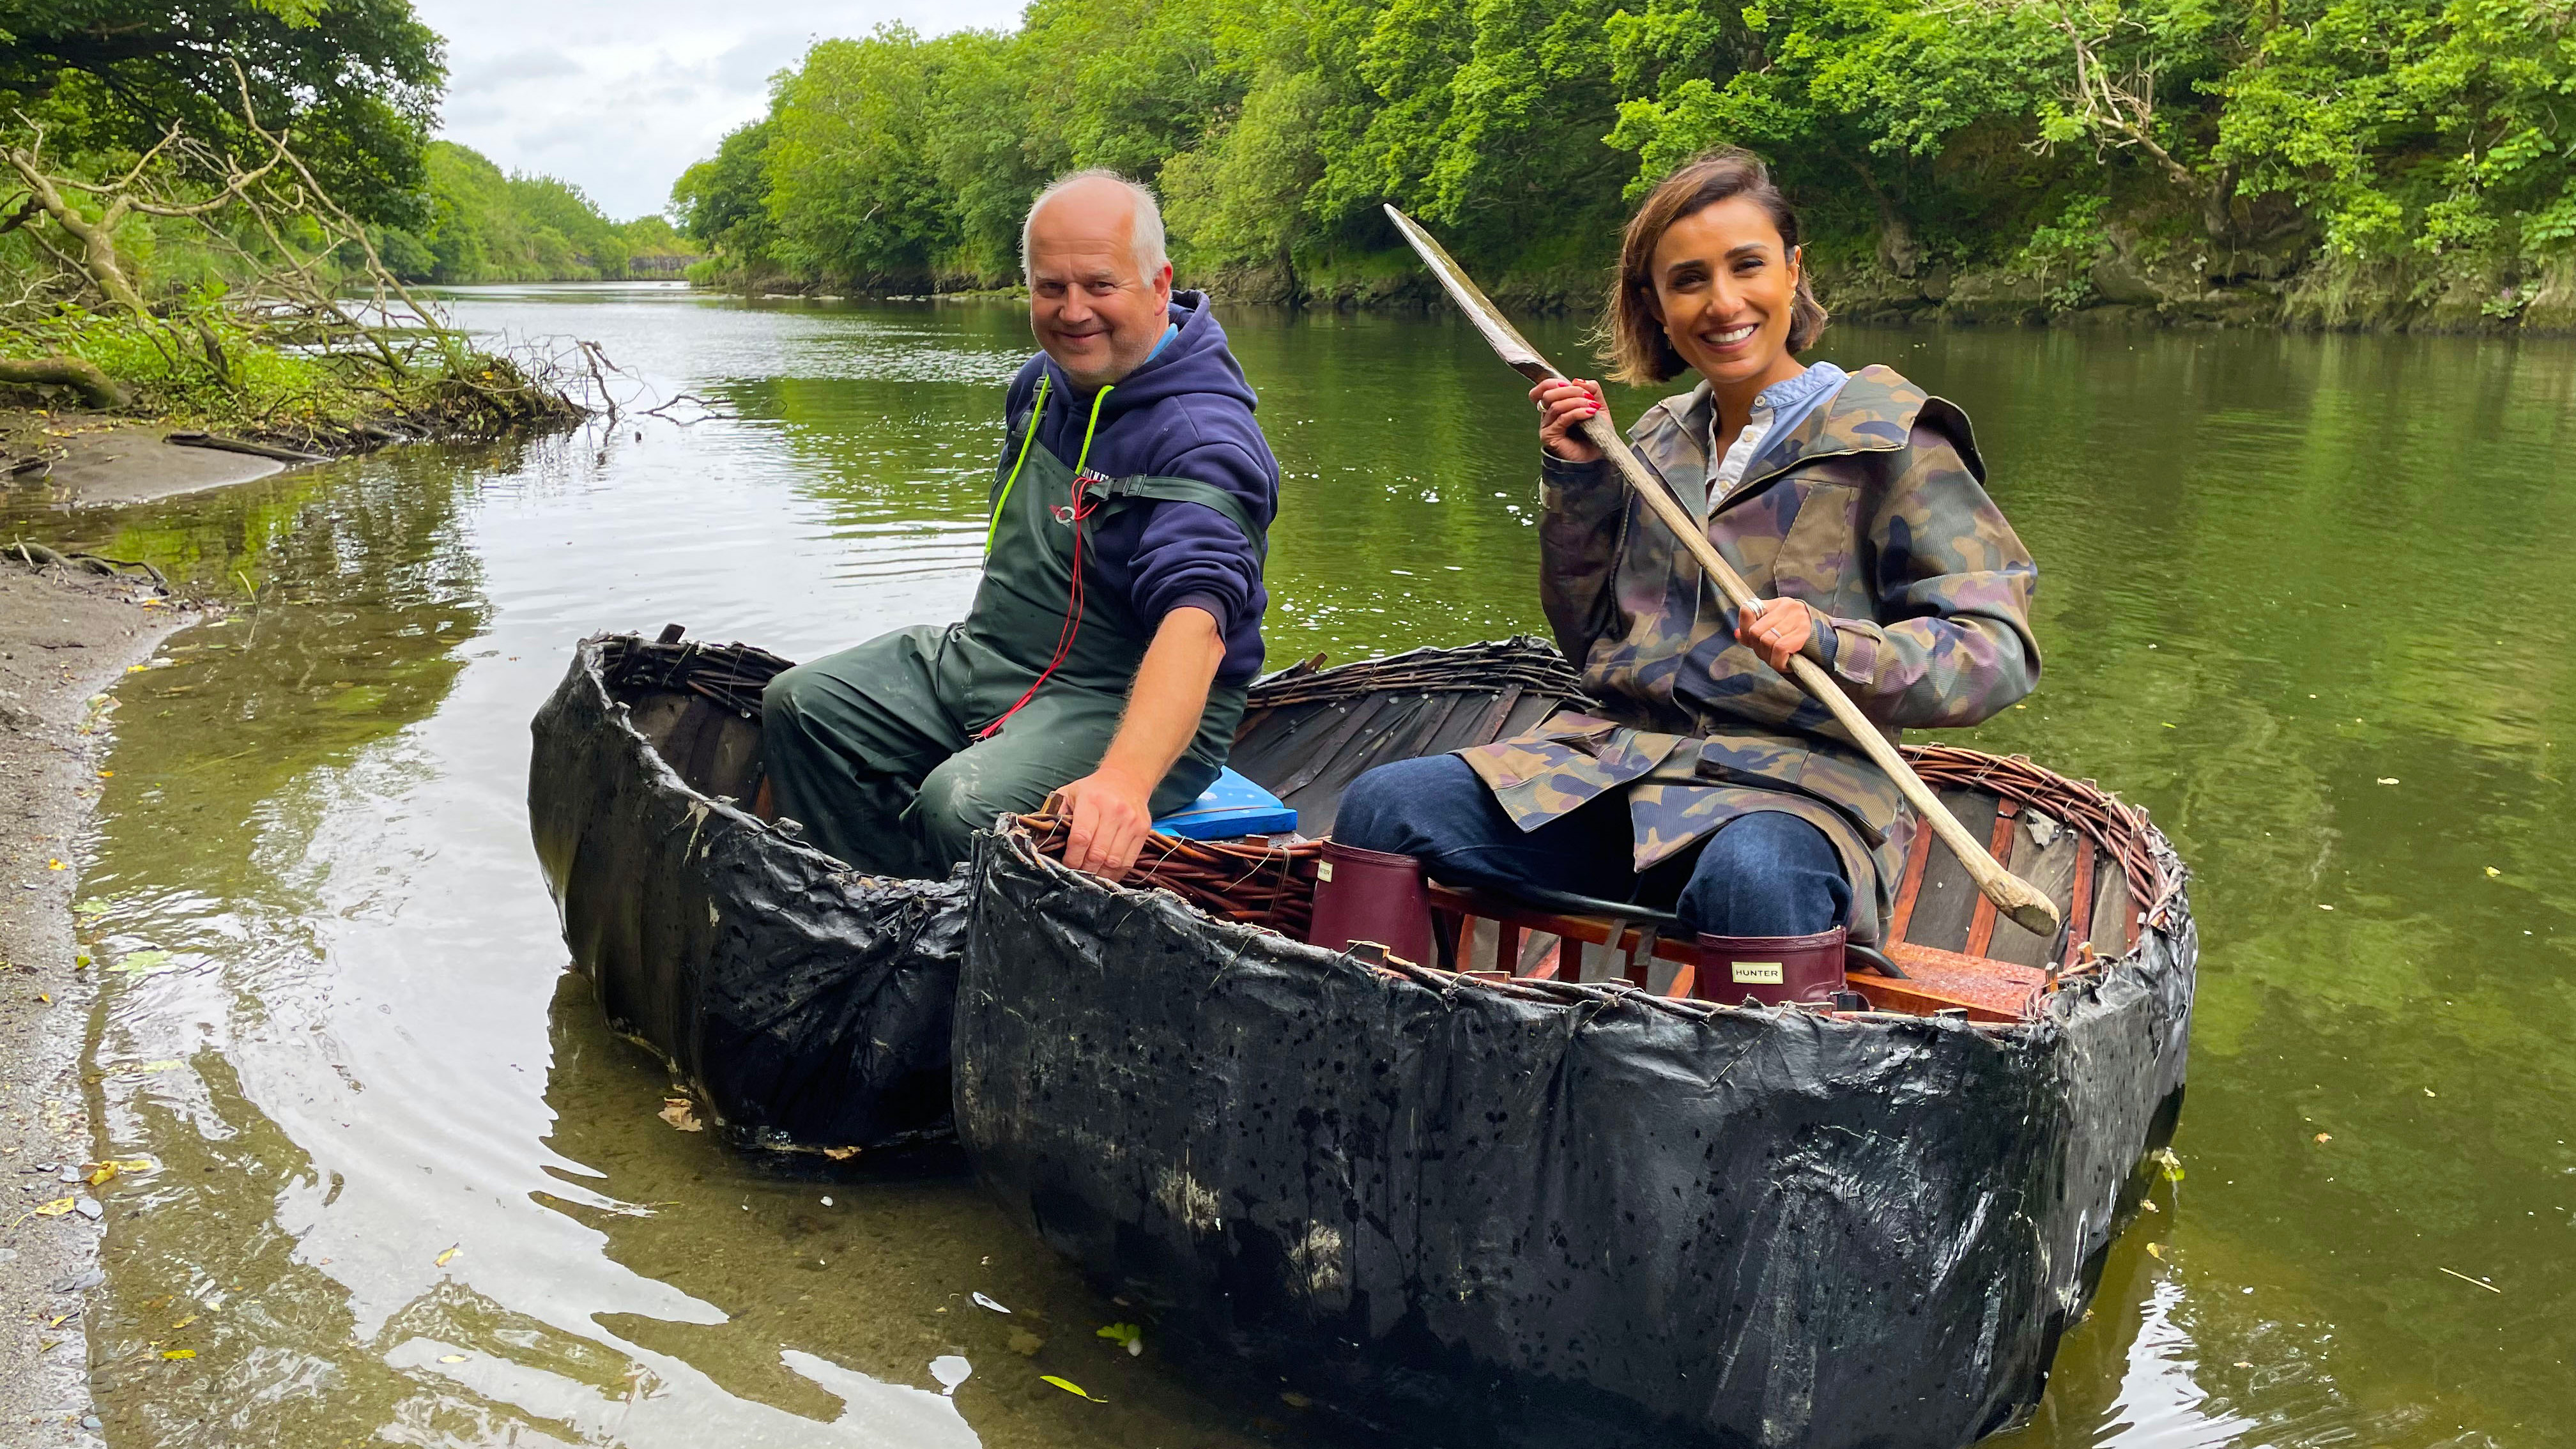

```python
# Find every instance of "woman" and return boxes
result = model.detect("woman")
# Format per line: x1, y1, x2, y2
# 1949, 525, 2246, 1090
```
1336, 149, 2039, 983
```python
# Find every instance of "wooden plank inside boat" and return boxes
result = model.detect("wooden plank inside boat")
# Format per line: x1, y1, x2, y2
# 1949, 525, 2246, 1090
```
1896, 788, 1995, 954
2093, 848, 2138, 953
1421, 881, 2043, 1022
1984, 807, 2083, 968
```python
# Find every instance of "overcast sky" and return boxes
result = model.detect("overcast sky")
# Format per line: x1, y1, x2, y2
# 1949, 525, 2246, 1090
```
415, 0, 1025, 220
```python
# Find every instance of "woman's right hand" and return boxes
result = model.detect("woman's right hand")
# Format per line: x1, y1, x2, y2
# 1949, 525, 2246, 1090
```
1532, 378, 1606, 463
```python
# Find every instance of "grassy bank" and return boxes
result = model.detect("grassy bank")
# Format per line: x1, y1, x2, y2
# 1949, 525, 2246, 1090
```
3, 305, 576, 455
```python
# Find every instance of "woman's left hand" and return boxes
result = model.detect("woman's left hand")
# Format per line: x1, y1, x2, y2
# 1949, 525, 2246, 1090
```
1735, 597, 1814, 675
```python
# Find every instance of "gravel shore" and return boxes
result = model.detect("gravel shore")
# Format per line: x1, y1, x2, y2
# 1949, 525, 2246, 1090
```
0, 415, 261, 1445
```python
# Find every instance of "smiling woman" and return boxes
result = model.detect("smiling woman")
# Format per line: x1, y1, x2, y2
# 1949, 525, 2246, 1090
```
1337, 147, 2044, 1004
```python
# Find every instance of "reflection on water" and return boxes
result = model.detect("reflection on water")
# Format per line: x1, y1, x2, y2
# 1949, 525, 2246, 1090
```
8, 281, 2572, 1446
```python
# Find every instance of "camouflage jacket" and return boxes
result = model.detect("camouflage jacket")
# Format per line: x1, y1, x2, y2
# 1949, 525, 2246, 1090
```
1454, 364, 2040, 941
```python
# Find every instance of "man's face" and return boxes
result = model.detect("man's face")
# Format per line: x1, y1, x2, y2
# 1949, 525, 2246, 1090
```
1027, 181, 1173, 392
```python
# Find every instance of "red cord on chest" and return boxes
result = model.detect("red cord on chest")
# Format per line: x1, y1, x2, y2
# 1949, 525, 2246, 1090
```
976, 476, 1104, 740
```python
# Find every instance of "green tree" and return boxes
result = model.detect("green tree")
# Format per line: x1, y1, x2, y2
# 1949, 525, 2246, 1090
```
1308, 0, 1632, 261
2217, 0, 2576, 270
762, 27, 955, 285
1018, 0, 1259, 184
671, 119, 781, 266
919, 29, 1049, 277
413, 141, 642, 282
665, 0, 2576, 312
0, 0, 444, 225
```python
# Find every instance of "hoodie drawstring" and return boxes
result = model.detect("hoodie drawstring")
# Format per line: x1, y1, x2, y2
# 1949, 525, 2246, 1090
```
977, 381, 1114, 740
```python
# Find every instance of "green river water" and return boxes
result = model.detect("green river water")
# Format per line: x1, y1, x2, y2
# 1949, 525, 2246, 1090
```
8, 284, 2573, 1447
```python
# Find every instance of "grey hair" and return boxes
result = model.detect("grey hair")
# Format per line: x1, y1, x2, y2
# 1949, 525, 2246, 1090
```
1020, 169, 1169, 279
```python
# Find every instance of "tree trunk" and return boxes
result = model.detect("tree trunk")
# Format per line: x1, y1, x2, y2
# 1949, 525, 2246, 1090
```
1, 149, 151, 318
1838, 150, 1920, 278
0, 356, 130, 410
2203, 161, 2241, 243
1876, 198, 1922, 279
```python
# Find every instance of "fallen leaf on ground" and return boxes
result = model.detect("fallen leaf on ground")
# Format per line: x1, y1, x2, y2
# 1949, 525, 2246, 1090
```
47, 859, 65, 870
33, 1196, 75, 1216
169, 1315, 196, 1330
2485, 866, 2501, 877
657, 1098, 702, 1132
435, 1245, 460, 1267
1096, 1322, 1142, 1356
2145, 1243, 2165, 1259
2313, 1133, 2332, 1144
162, 1349, 194, 1360
1040, 1375, 1104, 1402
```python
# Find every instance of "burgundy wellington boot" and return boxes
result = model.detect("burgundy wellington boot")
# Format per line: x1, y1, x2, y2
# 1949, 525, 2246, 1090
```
1692, 926, 1848, 1007
1308, 839, 1437, 967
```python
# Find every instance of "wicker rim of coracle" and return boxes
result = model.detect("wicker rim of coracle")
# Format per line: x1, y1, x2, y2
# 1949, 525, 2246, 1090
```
1010, 741, 2184, 1026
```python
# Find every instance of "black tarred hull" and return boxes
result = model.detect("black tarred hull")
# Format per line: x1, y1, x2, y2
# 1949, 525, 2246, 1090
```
955, 827, 2193, 1448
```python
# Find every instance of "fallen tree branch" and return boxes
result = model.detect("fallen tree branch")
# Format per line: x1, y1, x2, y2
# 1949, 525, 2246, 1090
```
8, 539, 169, 588
164, 430, 328, 463
0, 355, 128, 408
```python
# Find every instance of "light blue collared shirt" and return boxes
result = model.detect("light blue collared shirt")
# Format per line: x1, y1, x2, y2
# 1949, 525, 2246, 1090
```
1698, 361, 1850, 514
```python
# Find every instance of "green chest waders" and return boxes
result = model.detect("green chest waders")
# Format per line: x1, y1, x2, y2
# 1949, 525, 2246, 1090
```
957, 378, 1266, 738
758, 378, 1264, 875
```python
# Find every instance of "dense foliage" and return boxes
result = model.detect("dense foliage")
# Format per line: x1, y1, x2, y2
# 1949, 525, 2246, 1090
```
0, 21, 589, 435
386, 142, 696, 284
0, 0, 445, 226
677, 0, 2576, 321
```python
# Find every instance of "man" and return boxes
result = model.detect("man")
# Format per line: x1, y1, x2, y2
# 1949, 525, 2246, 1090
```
762, 170, 1277, 882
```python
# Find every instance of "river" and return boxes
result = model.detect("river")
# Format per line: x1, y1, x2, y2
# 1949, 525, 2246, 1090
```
9, 282, 2572, 1447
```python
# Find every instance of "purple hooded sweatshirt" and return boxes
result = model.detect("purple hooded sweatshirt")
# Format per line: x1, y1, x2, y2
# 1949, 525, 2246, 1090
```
1000, 290, 1277, 684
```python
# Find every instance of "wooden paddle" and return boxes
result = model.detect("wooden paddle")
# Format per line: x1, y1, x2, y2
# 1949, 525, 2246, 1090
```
1385, 204, 2063, 937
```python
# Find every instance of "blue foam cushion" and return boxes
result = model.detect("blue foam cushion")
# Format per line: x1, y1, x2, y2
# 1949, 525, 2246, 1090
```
1153, 767, 1297, 840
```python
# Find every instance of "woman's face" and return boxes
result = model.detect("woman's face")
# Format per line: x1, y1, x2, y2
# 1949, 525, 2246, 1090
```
1645, 195, 1802, 393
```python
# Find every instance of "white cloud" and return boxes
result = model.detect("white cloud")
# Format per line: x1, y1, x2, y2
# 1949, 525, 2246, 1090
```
414, 0, 1025, 219
450, 47, 582, 93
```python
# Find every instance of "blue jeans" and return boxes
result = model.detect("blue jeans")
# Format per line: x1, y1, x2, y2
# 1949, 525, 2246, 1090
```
1333, 755, 1850, 938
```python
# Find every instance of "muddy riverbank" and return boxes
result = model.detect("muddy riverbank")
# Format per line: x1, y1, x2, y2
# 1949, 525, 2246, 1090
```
0, 562, 187, 1446
0, 421, 266, 1443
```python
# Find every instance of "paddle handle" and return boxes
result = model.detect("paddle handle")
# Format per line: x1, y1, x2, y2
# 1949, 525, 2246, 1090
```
1573, 410, 2064, 938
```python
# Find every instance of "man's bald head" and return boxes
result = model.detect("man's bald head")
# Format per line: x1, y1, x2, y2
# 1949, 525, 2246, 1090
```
1022, 170, 1176, 391
1021, 170, 1167, 278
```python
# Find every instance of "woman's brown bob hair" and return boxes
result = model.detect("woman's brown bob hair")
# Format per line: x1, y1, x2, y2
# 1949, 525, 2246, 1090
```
1605, 148, 1829, 385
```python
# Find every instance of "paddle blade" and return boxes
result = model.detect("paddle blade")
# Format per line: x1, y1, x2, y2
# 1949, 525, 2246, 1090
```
1384, 204, 1562, 385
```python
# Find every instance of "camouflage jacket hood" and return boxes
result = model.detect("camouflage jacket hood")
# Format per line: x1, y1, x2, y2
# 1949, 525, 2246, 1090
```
1453, 364, 2041, 941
